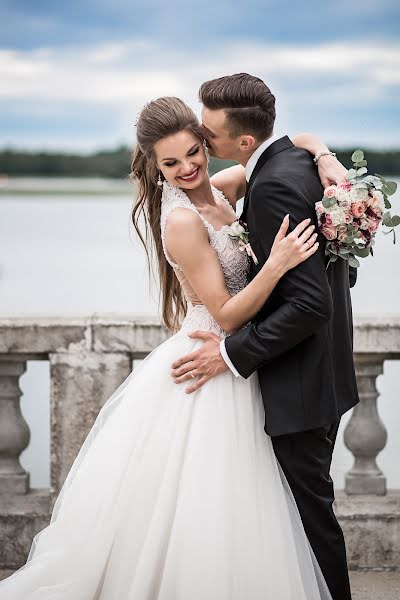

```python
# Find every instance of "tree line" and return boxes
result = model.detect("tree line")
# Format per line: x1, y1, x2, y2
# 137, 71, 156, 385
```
0, 146, 399, 178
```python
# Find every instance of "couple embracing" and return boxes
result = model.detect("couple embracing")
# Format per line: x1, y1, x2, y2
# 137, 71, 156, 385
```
0, 73, 359, 600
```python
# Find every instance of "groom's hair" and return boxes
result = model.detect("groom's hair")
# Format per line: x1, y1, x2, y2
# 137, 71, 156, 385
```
199, 73, 276, 141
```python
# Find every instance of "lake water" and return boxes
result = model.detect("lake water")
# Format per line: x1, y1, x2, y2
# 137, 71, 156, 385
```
1, 176, 399, 490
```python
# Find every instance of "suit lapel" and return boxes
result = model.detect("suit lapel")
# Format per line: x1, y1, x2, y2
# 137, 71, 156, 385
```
241, 136, 294, 221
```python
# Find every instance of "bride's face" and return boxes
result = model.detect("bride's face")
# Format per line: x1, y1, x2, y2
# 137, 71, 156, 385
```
154, 130, 208, 190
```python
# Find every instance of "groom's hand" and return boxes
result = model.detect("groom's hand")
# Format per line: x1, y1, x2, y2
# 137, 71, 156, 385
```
171, 331, 228, 393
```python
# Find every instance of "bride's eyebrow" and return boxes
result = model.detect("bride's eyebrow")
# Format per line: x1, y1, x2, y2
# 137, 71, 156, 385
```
161, 143, 199, 161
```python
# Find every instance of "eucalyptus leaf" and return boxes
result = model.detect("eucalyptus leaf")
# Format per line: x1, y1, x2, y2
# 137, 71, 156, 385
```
383, 181, 397, 196
356, 160, 368, 167
353, 246, 370, 258
384, 196, 392, 209
329, 254, 338, 263
346, 169, 357, 180
322, 196, 337, 208
382, 211, 392, 226
351, 150, 364, 162
391, 215, 400, 227
374, 173, 386, 182
363, 175, 381, 184
348, 255, 360, 268
356, 167, 368, 176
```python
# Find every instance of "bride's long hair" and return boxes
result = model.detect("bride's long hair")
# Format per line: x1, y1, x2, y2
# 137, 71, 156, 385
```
130, 97, 204, 331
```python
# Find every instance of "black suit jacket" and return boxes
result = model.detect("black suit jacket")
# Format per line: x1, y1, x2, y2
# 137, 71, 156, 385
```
225, 136, 359, 436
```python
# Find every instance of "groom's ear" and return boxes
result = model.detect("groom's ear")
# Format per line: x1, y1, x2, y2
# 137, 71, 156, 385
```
239, 135, 257, 153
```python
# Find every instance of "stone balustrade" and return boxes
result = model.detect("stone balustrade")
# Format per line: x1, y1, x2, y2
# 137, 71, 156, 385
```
0, 314, 399, 572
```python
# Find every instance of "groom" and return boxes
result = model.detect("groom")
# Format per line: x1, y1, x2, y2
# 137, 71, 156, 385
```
171, 73, 359, 599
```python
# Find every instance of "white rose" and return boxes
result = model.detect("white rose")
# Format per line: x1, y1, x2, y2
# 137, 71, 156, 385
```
350, 187, 369, 202
374, 190, 385, 211
229, 221, 245, 236
330, 208, 346, 226
335, 188, 349, 203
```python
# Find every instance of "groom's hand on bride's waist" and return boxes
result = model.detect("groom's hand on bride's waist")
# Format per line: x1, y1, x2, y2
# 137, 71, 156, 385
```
171, 331, 228, 393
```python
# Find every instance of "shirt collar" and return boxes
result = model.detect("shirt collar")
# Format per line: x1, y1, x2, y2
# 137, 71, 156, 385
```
245, 133, 278, 182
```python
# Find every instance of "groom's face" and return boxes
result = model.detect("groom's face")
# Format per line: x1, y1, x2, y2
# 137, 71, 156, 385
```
201, 107, 242, 161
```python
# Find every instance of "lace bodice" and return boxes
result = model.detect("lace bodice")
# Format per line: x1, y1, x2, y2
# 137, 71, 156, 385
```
160, 181, 249, 337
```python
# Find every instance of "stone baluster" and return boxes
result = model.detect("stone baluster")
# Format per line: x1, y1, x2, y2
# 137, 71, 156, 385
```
0, 359, 30, 494
49, 351, 132, 495
344, 354, 387, 495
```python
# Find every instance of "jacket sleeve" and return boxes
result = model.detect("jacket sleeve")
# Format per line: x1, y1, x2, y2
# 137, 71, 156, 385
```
224, 178, 333, 379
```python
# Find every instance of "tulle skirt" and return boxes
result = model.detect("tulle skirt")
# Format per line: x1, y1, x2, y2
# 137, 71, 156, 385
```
0, 331, 331, 599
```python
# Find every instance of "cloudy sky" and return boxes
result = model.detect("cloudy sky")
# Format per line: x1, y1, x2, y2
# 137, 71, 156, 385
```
1, 0, 399, 152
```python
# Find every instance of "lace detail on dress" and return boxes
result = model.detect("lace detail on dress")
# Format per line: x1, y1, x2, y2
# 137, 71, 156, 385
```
160, 181, 249, 337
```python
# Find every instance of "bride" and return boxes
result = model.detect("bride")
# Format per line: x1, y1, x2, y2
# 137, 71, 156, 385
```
0, 97, 342, 599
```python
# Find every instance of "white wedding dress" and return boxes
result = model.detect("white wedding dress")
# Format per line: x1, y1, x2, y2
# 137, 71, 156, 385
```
0, 182, 332, 599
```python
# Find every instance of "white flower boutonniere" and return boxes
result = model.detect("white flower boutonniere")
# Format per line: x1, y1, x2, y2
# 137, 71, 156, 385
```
227, 220, 259, 265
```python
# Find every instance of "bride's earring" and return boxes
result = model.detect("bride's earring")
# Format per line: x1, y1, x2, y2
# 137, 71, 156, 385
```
203, 140, 210, 164
157, 172, 163, 187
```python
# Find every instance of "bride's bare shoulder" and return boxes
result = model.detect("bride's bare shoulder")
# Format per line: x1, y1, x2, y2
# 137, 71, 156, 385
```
164, 207, 208, 241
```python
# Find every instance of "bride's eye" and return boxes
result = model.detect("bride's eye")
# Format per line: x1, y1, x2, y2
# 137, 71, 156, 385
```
189, 147, 200, 156
164, 161, 176, 167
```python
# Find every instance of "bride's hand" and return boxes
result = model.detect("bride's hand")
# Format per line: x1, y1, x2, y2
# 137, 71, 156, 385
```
317, 154, 348, 188
267, 216, 319, 275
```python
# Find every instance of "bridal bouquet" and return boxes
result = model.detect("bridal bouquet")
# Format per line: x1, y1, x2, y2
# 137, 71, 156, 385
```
315, 150, 399, 268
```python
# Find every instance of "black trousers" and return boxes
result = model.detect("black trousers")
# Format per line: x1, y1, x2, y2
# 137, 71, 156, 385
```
272, 420, 352, 600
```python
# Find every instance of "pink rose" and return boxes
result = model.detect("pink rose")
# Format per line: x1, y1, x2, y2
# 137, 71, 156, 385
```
324, 185, 337, 198
321, 225, 338, 240
338, 182, 353, 192
344, 210, 353, 224
371, 207, 382, 218
325, 213, 333, 226
369, 219, 380, 233
315, 201, 324, 216
351, 201, 367, 218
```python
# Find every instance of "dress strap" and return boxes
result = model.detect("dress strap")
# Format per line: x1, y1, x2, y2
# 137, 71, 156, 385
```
160, 182, 213, 271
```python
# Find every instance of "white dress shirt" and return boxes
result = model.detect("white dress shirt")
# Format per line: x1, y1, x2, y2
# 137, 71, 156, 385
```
219, 133, 280, 378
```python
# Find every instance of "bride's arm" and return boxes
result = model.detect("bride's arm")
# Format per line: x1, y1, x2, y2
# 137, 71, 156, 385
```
210, 165, 246, 209
210, 133, 348, 205
292, 133, 348, 188
164, 209, 318, 333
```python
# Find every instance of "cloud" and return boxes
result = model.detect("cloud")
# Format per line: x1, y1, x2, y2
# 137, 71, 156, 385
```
0, 38, 399, 149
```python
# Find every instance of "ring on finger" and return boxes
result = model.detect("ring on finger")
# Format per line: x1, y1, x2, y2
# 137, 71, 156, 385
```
190, 370, 196, 379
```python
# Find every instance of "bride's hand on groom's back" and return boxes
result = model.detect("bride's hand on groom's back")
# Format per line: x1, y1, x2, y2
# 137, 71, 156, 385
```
268, 216, 319, 275
317, 154, 348, 189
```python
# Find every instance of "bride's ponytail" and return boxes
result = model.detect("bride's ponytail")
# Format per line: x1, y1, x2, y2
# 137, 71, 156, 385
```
130, 97, 202, 331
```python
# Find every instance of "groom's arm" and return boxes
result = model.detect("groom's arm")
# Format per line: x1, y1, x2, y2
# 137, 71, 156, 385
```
224, 178, 333, 379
